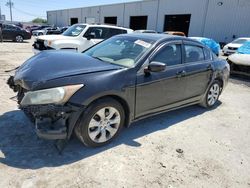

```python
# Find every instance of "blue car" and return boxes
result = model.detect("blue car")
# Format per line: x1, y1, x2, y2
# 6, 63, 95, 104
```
190, 37, 220, 56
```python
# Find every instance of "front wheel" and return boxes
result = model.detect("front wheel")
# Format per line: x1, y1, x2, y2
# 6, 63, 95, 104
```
74, 98, 125, 147
200, 81, 221, 108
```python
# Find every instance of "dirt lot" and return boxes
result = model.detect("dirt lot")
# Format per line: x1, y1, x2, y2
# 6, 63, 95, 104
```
0, 39, 250, 188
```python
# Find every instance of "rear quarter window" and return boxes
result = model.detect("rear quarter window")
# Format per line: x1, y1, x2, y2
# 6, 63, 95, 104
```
203, 47, 212, 60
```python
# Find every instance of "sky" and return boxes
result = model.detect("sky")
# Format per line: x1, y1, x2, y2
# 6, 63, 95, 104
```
0, 0, 138, 22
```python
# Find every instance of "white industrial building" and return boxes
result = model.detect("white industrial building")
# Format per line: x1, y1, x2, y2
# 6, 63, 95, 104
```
47, 0, 250, 43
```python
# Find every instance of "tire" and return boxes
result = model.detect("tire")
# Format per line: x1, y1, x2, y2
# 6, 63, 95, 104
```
15, 35, 23, 42
200, 81, 221, 108
74, 98, 125, 147
38, 32, 43, 36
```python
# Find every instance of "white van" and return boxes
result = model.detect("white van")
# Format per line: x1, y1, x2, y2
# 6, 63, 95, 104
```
32, 24, 133, 53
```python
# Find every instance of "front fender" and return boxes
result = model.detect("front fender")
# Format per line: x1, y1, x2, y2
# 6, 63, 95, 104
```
51, 40, 82, 50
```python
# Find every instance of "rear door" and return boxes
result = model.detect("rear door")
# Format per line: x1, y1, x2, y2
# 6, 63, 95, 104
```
183, 41, 213, 98
2, 25, 13, 39
136, 40, 187, 117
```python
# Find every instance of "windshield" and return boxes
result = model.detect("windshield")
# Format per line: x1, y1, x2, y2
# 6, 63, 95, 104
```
63, 24, 86, 37
232, 39, 248, 44
84, 37, 155, 68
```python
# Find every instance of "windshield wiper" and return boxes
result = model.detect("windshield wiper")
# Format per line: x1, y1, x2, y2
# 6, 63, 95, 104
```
92, 56, 105, 62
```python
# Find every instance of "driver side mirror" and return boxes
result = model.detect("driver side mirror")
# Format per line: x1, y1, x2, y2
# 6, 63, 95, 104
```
145, 61, 166, 74
85, 33, 95, 40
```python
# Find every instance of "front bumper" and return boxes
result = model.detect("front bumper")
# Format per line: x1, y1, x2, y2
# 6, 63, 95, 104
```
21, 104, 83, 140
32, 48, 41, 54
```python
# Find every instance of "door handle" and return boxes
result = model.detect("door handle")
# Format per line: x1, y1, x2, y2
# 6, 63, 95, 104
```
207, 64, 212, 70
176, 70, 186, 78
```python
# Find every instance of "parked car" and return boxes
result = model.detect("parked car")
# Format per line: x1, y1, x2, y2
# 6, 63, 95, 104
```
189, 37, 221, 56
30, 25, 51, 33
134, 30, 157, 33
164, 31, 186, 37
227, 41, 250, 73
2, 24, 31, 42
60, 26, 69, 33
222, 37, 250, 55
25, 25, 39, 31
8, 34, 229, 147
46, 27, 69, 35
32, 27, 52, 36
32, 27, 61, 36
32, 24, 133, 54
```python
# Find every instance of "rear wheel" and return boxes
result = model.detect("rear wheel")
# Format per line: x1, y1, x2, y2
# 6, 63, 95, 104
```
15, 35, 23, 42
200, 81, 221, 108
74, 98, 125, 147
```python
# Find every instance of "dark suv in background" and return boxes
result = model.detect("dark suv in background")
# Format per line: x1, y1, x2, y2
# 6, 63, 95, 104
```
2, 24, 31, 42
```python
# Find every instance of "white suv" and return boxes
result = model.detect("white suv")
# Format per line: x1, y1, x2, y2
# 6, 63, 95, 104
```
32, 24, 133, 53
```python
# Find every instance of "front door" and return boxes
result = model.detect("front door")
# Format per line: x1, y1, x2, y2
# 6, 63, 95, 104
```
82, 27, 108, 52
135, 41, 187, 118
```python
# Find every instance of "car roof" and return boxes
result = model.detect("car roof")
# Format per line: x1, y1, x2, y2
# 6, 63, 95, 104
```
74, 23, 132, 30
118, 33, 187, 42
236, 37, 250, 40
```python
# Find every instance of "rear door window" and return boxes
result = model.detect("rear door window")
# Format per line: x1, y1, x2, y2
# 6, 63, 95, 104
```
184, 45, 205, 63
152, 44, 182, 66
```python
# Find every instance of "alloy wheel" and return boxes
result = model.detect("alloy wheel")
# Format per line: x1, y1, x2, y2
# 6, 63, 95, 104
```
88, 106, 121, 143
207, 83, 220, 106
16, 35, 23, 42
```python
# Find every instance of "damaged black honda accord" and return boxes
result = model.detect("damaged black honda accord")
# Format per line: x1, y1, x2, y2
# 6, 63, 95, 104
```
7, 33, 230, 147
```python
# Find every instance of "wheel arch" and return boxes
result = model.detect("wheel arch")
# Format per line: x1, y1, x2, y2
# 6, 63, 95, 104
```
15, 34, 24, 41
86, 95, 131, 128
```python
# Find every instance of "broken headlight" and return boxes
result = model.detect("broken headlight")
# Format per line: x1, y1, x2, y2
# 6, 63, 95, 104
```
21, 84, 84, 106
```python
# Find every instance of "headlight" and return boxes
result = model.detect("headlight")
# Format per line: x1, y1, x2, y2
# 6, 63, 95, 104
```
44, 40, 48, 46
21, 84, 84, 106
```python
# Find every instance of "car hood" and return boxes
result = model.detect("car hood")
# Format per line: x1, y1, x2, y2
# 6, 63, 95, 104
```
14, 51, 122, 90
37, 34, 72, 41
228, 53, 250, 66
225, 43, 242, 48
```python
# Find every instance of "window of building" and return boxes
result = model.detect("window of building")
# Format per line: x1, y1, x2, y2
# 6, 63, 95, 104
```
104, 17, 117, 25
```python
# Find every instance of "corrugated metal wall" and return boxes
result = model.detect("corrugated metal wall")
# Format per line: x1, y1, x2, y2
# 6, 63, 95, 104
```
47, 0, 250, 43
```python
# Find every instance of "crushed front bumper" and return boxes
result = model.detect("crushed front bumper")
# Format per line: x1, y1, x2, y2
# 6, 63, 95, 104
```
21, 104, 84, 140
7, 76, 84, 141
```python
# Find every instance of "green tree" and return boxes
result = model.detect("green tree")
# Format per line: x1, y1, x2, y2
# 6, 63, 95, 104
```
32, 18, 47, 24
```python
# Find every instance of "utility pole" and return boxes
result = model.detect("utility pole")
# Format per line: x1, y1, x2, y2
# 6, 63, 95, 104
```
6, 0, 13, 22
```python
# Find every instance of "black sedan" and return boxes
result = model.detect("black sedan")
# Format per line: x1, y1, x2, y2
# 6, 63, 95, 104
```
8, 34, 230, 147
2, 24, 31, 42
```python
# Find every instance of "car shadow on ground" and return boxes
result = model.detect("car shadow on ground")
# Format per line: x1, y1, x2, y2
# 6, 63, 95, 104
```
0, 103, 221, 169
230, 75, 250, 87
1, 41, 30, 44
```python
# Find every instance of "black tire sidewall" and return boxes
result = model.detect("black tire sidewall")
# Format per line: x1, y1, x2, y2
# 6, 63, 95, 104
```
75, 98, 125, 147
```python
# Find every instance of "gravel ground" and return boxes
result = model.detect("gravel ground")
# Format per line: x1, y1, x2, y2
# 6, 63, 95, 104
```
0, 39, 250, 188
